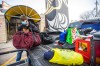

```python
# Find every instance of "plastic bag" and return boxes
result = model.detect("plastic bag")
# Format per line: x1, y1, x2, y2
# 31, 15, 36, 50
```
49, 48, 83, 65
66, 28, 80, 44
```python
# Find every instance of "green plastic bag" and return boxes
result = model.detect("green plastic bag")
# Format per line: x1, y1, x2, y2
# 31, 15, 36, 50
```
66, 28, 80, 44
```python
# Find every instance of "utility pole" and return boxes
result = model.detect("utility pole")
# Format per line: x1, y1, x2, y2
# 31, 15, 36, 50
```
95, 0, 99, 17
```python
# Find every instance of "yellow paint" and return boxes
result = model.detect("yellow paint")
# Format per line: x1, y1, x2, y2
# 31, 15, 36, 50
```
21, 56, 27, 60
1, 54, 16, 66
1, 48, 27, 66
10, 56, 27, 64
1, 48, 15, 66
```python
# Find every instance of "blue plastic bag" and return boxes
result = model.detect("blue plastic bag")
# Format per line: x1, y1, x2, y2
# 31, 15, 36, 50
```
59, 30, 67, 42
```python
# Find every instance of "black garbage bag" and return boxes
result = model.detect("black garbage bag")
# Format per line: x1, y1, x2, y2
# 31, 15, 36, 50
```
41, 32, 54, 45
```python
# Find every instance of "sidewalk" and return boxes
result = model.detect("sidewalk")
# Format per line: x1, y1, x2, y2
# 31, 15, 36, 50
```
0, 40, 17, 65
0, 40, 14, 50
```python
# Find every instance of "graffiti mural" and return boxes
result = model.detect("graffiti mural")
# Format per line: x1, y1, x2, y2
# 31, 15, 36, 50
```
45, 0, 69, 32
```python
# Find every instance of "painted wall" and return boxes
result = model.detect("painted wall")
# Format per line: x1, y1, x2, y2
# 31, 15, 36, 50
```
45, 0, 69, 32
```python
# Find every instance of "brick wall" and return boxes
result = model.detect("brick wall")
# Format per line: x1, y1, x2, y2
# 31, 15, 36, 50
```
0, 14, 7, 43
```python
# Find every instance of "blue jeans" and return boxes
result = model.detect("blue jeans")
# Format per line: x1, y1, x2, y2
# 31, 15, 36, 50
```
16, 51, 31, 64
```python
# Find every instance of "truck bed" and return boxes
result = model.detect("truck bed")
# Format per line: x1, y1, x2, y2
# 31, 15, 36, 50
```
28, 34, 90, 66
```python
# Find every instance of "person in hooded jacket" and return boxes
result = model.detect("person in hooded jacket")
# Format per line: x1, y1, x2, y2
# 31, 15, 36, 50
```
16, 15, 39, 64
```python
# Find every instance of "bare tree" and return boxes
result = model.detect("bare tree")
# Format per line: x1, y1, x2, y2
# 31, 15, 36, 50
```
80, 10, 97, 20
97, 10, 100, 17
80, 11, 91, 20
80, 0, 100, 19
90, 10, 96, 17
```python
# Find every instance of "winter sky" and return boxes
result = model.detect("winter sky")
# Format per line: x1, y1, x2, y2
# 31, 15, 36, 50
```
0, 0, 100, 21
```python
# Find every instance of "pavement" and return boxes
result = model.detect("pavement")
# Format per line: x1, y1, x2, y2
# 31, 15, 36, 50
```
0, 40, 27, 66
0, 40, 15, 65
0, 40, 14, 51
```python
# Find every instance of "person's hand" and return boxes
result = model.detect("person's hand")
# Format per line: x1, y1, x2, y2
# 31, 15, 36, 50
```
23, 29, 29, 33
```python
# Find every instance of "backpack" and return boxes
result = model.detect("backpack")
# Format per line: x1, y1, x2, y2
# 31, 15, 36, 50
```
13, 31, 34, 50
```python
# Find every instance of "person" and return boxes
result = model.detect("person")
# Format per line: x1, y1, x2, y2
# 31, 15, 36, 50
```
16, 26, 30, 62
16, 15, 39, 63
18, 15, 39, 33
